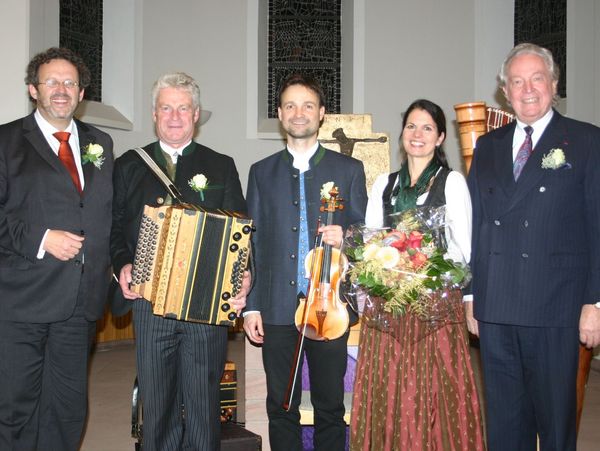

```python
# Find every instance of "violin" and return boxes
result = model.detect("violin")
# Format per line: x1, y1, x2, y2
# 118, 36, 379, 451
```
283, 185, 350, 411
294, 186, 349, 341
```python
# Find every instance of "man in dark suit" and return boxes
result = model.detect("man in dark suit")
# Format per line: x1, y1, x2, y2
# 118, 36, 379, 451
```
467, 43, 600, 450
243, 74, 367, 451
0, 47, 114, 450
110, 72, 249, 451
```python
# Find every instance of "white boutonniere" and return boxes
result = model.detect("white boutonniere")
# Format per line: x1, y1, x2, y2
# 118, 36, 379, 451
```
81, 143, 105, 169
541, 148, 570, 170
188, 173, 209, 201
320, 181, 336, 200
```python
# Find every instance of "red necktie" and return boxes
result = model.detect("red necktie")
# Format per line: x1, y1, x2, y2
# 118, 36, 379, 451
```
53, 131, 82, 193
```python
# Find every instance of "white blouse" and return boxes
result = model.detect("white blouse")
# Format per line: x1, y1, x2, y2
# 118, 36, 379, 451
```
365, 170, 472, 265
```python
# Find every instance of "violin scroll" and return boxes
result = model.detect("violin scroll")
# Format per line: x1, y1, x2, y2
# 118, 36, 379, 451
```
320, 186, 345, 213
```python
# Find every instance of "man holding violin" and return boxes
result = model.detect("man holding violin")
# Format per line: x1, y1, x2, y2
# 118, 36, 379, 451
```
244, 73, 367, 451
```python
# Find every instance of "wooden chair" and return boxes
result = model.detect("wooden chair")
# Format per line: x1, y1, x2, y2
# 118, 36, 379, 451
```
454, 101, 593, 435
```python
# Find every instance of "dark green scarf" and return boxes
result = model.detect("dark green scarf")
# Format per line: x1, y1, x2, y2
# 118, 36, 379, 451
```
392, 158, 441, 213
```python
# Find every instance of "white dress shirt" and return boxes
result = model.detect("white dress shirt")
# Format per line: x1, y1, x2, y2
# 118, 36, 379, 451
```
34, 110, 84, 259
512, 109, 554, 160
34, 109, 84, 188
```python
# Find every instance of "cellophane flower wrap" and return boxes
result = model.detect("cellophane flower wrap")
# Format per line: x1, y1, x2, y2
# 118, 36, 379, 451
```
344, 206, 471, 340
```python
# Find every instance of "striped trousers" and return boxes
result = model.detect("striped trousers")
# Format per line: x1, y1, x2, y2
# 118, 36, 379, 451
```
133, 300, 228, 451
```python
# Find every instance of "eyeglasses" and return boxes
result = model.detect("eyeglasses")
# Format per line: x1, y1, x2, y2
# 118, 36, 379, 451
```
38, 79, 80, 89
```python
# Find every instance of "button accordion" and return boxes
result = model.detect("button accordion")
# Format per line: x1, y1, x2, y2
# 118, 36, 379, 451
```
130, 204, 253, 326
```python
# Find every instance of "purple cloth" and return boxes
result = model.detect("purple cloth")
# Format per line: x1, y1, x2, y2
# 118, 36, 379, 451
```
302, 426, 349, 450
301, 351, 357, 391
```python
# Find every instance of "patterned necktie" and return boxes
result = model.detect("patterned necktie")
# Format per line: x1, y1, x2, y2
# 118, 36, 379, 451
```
53, 131, 82, 193
513, 125, 534, 181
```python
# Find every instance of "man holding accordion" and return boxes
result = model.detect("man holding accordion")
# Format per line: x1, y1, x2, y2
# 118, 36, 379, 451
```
110, 72, 250, 451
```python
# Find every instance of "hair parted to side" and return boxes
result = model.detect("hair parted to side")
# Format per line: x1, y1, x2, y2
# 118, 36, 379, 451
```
278, 73, 326, 108
152, 72, 201, 110
401, 98, 450, 168
25, 47, 91, 88
498, 42, 560, 87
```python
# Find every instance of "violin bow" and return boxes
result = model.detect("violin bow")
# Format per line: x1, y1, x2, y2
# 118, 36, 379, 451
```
282, 219, 322, 411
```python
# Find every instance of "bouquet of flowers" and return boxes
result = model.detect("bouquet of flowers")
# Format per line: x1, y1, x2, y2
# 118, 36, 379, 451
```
344, 206, 470, 336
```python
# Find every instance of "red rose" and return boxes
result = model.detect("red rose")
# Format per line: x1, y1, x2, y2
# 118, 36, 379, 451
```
408, 230, 423, 249
410, 251, 428, 269
387, 232, 408, 251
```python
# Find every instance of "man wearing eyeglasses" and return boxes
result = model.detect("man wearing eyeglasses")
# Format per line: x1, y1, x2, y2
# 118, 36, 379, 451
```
0, 47, 114, 450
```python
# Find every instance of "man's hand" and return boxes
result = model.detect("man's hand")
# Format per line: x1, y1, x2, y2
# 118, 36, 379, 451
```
231, 270, 251, 315
318, 224, 343, 248
43, 230, 84, 261
579, 304, 600, 348
465, 300, 479, 337
243, 312, 264, 344
119, 264, 142, 300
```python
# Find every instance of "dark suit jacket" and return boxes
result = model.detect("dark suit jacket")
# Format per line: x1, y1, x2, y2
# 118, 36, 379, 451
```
468, 110, 600, 327
110, 141, 246, 312
245, 146, 368, 325
0, 112, 114, 322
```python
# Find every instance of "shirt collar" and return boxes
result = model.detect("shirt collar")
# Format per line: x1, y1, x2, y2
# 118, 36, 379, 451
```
34, 109, 78, 153
514, 109, 554, 147
159, 140, 192, 163
287, 141, 320, 173
34, 109, 76, 135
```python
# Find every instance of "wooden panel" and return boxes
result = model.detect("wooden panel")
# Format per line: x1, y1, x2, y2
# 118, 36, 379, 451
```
95, 307, 244, 343
96, 308, 134, 343
318, 114, 390, 193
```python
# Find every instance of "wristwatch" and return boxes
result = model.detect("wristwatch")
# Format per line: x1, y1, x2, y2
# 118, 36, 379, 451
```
595, 302, 600, 309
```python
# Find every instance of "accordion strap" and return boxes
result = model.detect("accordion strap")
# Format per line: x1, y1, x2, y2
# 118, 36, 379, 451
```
133, 147, 184, 203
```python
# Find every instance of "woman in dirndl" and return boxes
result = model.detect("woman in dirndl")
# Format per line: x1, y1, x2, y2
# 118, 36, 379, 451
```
349, 99, 485, 451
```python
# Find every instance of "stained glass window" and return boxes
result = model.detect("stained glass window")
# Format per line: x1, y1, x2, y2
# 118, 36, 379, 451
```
514, 0, 566, 98
268, 0, 342, 118
59, 0, 103, 102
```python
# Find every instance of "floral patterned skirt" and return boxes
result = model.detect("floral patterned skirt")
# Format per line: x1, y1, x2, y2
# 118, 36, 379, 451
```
349, 293, 485, 451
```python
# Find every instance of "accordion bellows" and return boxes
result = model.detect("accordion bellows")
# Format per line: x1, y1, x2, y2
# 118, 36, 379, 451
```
131, 204, 253, 326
